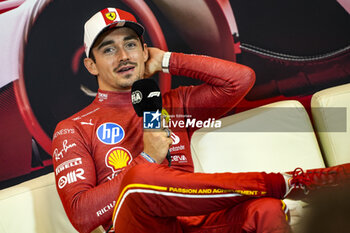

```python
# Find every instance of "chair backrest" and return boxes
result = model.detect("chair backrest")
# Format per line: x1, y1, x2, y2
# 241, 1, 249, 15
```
0, 173, 78, 233
311, 83, 350, 166
191, 100, 325, 173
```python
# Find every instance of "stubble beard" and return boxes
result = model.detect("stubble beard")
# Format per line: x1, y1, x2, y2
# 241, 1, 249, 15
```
118, 74, 141, 89
116, 61, 143, 89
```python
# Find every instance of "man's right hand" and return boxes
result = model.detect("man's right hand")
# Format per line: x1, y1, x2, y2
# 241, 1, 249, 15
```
144, 47, 165, 79
143, 128, 172, 164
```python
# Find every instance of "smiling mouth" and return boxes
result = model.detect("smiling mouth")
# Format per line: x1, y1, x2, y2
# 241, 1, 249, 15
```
117, 66, 135, 73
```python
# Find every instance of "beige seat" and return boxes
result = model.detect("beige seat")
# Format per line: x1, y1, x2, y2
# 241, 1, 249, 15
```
0, 173, 78, 233
311, 83, 350, 166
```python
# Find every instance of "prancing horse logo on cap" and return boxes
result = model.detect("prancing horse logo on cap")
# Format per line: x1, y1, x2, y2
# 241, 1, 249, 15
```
105, 12, 116, 21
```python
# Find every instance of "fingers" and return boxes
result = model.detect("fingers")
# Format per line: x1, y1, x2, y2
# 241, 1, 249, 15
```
143, 127, 172, 164
165, 128, 173, 148
164, 128, 171, 138
144, 48, 165, 78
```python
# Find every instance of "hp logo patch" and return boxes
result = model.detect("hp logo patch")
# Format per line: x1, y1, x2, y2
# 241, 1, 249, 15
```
97, 123, 125, 144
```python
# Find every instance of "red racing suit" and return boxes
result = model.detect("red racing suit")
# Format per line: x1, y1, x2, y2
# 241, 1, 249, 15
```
52, 52, 288, 232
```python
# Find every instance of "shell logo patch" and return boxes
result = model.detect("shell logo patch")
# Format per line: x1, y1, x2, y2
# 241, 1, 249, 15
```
105, 12, 116, 21
105, 147, 132, 173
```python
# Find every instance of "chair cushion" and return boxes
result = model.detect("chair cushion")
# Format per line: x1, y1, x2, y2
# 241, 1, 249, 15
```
0, 173, 77, 233
311, 83, 350, 166
191, 100, 325, 173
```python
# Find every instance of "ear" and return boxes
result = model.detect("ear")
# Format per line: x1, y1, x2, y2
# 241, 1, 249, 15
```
83, 58, 99, 76
142, 43, 149, 62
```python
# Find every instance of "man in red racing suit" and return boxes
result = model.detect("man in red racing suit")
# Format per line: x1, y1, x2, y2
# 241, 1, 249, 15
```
52, 7, 350, 233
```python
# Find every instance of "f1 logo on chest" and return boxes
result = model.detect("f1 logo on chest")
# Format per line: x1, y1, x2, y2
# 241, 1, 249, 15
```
97, 123, 125, 144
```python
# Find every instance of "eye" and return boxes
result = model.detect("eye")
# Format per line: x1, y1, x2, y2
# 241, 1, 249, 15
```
125, 41, 137, 49
103, 47, 116, 54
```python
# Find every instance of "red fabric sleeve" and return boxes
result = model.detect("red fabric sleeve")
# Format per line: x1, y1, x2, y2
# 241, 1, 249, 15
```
166, 52, 255, 122
52, 121, 148, 233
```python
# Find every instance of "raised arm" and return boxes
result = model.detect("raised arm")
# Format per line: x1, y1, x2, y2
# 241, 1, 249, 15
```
144, 48, 255, 122
165, 52, 255, 121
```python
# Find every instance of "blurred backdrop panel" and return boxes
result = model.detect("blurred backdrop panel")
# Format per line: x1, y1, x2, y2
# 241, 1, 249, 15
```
0, 0, 349, 188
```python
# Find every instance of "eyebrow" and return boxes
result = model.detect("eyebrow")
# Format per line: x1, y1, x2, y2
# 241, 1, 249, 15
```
123, 35, 139, 41
97, 35, 139, 50
97, 40, 114, 50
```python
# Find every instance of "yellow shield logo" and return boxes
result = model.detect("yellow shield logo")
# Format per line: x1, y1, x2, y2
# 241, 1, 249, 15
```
105, 147, 132, 173
105, 12, 116, 21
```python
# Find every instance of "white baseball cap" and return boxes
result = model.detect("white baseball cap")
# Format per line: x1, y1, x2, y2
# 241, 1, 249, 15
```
84, 7, 145, 57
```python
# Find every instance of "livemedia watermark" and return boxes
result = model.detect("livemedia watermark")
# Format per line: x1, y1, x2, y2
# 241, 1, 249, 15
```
142, 107, 347, 133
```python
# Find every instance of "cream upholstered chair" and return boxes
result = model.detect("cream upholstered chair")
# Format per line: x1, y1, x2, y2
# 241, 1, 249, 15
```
0, 173, 78, 233
0, 173, 108, 233
311, 83, 350, 166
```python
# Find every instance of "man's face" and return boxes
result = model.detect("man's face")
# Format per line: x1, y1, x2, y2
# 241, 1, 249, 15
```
85, 27, 148, 92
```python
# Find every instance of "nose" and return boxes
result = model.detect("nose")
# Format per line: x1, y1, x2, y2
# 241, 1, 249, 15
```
118, 48, 129, 61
